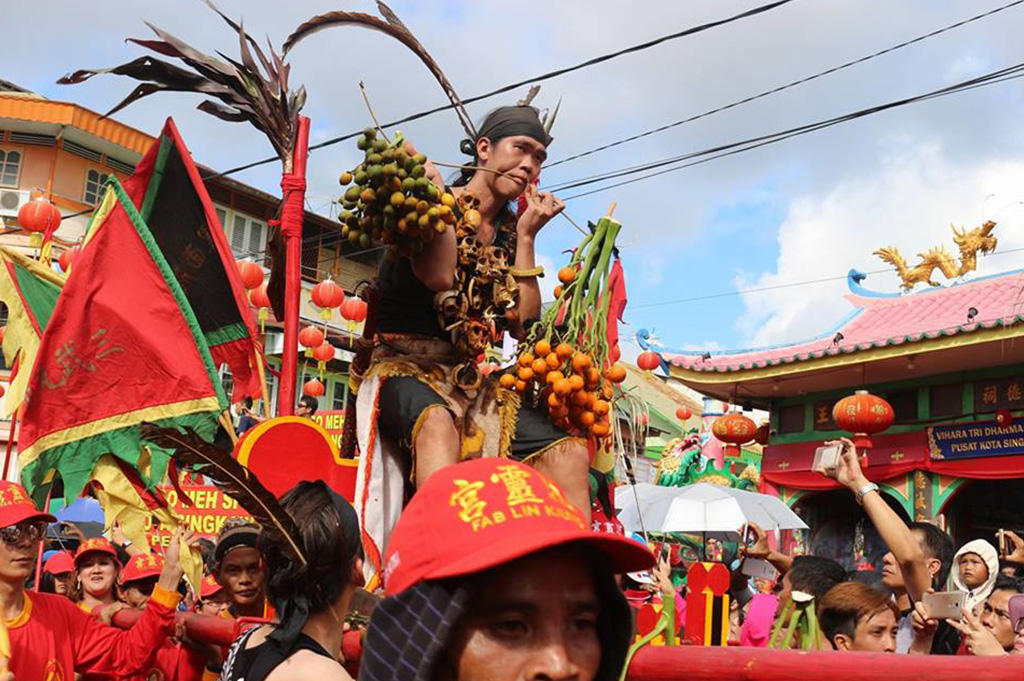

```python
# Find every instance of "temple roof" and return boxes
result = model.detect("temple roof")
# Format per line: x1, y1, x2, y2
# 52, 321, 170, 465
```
642, 268, 1024, 400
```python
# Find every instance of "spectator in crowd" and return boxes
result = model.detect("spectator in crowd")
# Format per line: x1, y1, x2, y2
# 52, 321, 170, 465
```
1, 480, 192, 680
74, 537, 122, 616
220, 481, 364, 681
197, 573, 231, 617
296, 395, 318, 419
819, 581, 900, 652
120, 553, 164, 610
41, 550, 76, 598
119, 553, 215, 681
953, 539, 1000, 615
740, 521, 844, 611
236, 396, 260, 435
776, 556, 846, 609
1011, 594, 1024, 654
878, 521, 958, 654
358, 458, 654, 681
911, 574, 1024, 655
213, 520, 273, 619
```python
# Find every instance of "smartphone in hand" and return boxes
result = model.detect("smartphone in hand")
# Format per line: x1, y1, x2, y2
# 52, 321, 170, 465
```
923, 591, 966, 620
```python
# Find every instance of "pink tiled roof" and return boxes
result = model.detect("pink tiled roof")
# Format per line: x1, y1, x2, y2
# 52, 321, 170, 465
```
657, 269, 1024, 373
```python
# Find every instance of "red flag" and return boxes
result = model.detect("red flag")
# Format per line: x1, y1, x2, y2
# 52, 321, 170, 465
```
123, 118, 263, 403
18, 179, 225, 502
605, 258, 628, 353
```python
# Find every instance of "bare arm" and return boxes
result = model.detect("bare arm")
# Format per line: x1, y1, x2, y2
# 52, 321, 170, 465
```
405, 143, 456, 292
740, 522, 794, 576
822, 438, 931, 603
510, 184, 564, 338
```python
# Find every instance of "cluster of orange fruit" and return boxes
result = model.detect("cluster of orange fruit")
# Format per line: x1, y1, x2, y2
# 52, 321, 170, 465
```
498, 340, 628, 438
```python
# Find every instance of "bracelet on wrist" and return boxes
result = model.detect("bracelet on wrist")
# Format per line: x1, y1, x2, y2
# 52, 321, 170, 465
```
510, 266, 544, 278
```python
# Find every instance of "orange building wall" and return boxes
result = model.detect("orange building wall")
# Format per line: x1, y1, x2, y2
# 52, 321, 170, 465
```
0, 141, 128, 210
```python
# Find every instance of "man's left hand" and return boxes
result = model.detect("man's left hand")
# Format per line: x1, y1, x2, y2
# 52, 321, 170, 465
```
517, 184, 564, 242
946, 607, 1007, 656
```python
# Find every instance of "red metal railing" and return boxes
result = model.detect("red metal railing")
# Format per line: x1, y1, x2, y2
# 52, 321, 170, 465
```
112, 611, 1021, 680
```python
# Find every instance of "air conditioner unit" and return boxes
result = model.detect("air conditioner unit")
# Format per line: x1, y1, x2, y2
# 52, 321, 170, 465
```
0, 189, 30, 219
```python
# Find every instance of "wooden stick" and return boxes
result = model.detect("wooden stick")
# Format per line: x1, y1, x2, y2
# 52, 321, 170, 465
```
358, 82, 391, 144
219, 411, 238, 446
254, 348, 271, 419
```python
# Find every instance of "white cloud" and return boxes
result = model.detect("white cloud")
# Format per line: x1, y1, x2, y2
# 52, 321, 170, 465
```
733, 142, 1024, 347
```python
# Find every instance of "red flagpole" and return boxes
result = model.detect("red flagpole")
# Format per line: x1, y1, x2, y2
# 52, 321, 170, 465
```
277, 116, 310, 416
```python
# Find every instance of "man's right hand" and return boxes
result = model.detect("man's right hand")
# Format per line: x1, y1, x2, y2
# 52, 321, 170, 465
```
1001, 530, 1024, 564
822, 437, 869, 491
740, 522, 771, 560
157, 528, 197, 593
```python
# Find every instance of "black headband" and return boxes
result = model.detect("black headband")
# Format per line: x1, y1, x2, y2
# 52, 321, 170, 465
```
214, 526, 260, 563
460, 105, 551, 157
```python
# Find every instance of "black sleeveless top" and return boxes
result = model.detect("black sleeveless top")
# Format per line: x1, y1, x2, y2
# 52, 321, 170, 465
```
375, 200, 518, 340
221, 626, 336, 681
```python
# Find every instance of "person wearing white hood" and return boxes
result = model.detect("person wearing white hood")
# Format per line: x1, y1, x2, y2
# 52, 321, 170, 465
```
953, 539, 1000, 615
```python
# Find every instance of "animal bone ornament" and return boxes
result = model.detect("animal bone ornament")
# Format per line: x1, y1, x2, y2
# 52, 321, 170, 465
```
874, 220, 997, 290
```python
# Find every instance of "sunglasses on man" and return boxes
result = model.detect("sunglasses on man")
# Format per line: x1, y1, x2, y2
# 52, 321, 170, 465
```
0, 520, 49, 545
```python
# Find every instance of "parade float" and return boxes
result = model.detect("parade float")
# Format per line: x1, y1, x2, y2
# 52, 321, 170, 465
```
640, 221, 1024, 577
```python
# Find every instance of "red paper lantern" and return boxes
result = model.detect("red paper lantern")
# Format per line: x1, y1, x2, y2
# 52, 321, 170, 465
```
832, 390, 894, 448
676, 406, 692, 421
298, 325, 325, 350
312, 342, 334, 363
235, 260, 264, 290
996, 409, 1013, 429
17, 198, 61, 234
637, 350, 660, 372
312, 279, 345, 309
754, 421, 770, 446
312, 341, 335, 377
249, 284, 271, 333
0, 325, 6, 345
340, 297, 368, 331
712, 411, 757, 457
58, 245, 80, 273
303, 378, 325, 397
250, 284, 270, 309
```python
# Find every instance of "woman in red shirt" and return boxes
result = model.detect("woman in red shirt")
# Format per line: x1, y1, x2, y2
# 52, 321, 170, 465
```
73, 537, 120, 615
0, 480, 191, 680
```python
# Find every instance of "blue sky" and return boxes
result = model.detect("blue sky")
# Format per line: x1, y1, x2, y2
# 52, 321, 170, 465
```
7, 0, 1024, 361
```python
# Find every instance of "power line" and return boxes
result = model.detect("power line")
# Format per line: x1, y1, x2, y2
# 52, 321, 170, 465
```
545, 62, 1024, 199
630, 246, 1024, 310
204, 0, 802, 180
546, 0, 1024, 168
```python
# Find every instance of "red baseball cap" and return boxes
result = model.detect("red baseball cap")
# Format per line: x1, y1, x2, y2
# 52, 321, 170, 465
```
43, 551, 75, 575
120, 553, 163, 585
200, 574, 224, 599
74, 537, 119, 567
0, 481, 56, 528
382, 458, 654, 595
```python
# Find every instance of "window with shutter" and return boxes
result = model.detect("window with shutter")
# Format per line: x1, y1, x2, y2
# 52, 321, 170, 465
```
215, 206, 227, 230
248, 220, 265, 258
0, 150, 21, 187
84, 169, 110, 205
231, 214, 247, 255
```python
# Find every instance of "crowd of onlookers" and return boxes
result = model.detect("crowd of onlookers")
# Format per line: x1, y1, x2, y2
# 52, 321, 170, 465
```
3, 439, 1021, 681
622, 438, 1024, 656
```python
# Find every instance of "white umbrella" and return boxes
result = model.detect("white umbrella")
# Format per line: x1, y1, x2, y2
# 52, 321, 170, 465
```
615, 482, 808, 537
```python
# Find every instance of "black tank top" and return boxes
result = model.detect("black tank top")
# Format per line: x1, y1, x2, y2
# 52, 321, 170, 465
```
221, 626, 335, 681
375, 200, 518, 340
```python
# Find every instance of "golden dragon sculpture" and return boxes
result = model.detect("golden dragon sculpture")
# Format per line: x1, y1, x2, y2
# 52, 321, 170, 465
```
874, 220, 997, 290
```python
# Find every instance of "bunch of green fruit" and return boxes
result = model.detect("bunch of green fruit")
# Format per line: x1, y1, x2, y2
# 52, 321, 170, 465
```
338, 127, 456, 256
